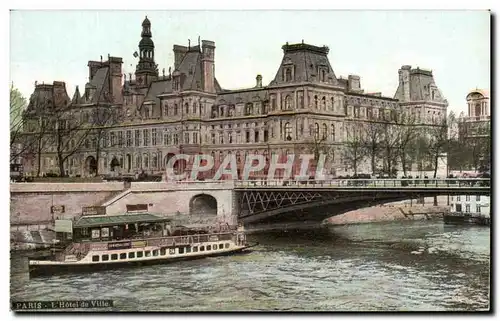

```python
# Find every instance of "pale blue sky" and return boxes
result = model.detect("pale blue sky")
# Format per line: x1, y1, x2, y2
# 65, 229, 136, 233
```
10, 10, 490, 114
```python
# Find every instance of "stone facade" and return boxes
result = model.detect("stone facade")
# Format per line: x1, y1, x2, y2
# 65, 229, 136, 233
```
20, 17, 448, 178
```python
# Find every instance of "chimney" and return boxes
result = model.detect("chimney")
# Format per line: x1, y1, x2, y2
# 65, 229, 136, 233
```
398, 65, 411, 101
347, 75, 361, 92
108, 56, 123, 104
256, 74, 263, 88
173, 45, 189, 69
201, 40, 216, 93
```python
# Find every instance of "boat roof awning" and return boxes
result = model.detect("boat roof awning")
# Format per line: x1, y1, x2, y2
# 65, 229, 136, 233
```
73, 213, 171, 228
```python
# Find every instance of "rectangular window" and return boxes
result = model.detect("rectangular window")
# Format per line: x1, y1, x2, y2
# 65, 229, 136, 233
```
476, 205, 481, 213
126, 130, 132, 147
219, 133, 224, 144
476, 195, 481, 201
186, 247, 192, 253
211, 133, 216, 144
145, 250, 151, 257
193, 132, 198, 144
173, 134, 178, 145
466, 195, 470, 201
184, 133, 190, 144
137, 251, 143, 258
207, 245, 212, 251
219, 243, 224, 250
102, 254, 109, 261
178, 247, 185, 254
143, 129, 150, 146
135, 130, 140, 147
200, 246, 205, 251
153, 249, 159, 256
255, 131, 259, 142
110, 132, 116, 146
225, 243, 230, 249
128, 252, 135, 259
246, 131, 250, 143
457, 196, 461, 201
193, 246, 198, 252
120, 253, 127, 260
152, 129, 157, 146
111, 254, 118, 260
160, 248, 166, 256
466, 204, 470, 213
166, 133, 172, 145
118, 131, 124, 147
92, 255, 99, 262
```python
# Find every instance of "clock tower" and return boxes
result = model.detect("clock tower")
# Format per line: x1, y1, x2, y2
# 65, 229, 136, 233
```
135, 16, 158, 87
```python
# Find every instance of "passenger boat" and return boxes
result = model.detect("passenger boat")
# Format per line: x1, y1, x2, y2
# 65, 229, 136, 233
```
28, 212, 256, 278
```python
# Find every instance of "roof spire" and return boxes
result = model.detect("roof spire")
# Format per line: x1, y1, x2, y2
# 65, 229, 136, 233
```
188, 39, 191, 49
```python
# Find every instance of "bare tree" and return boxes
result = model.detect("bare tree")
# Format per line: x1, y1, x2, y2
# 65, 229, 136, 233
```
396, 112, 419, 176
361, 121, 384, 175
89, 105, 120, 176
51, 105, 94, 176
426, 111, 456, 179
380, 121, 401, 177
341, 124, 366, 176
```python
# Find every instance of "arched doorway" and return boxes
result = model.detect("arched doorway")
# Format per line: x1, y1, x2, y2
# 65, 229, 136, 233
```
110, 157, 120, 172
84, 156, 97, 177
189, 194, 218, 216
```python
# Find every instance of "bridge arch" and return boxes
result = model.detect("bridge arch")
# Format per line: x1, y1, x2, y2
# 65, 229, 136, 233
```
189, 193, 218, 216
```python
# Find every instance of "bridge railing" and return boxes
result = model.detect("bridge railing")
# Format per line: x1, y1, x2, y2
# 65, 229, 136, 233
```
233, 178, 490, 188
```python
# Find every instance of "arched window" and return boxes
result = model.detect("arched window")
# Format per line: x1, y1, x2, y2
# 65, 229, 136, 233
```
245, 103, 253, 115
285, 68, 292, 82
163, 103, 168, 116
284, 122, 292, 141
152, 153, 158, 168
174, 104, 178, 115
322, 123, 328, 139
143, 154, 149, 168
314, 95, 318, 109
136, 155, 142, 169
285, 95, 291, 110
185, 103, 189, 114
314, 123, 320, 140
321, 70, 326, 82
193, 102, 197, 114
331, 97, 335, 111
322, 96, 326, 110
331, 124, 335, 141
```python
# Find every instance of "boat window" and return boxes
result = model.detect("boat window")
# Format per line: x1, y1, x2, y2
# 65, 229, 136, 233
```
193, 246, 198, 252
102, 254, 109, 261
207, 245, 212, 251
200, 246, 205, 251
225, 243, 230, 249
111, 254, 118, 260
186, 247, 191, 253
92, 255, 99, 262
153, 250, 159, 256
128, 252, 135, 259
178, 247, 184, 254
120, 253, 127, 259
160, 248, 166, 256
137, 251, 143, 258
169, 248, 175, 255
219, 243, 224, 249
145, 250, 151, 257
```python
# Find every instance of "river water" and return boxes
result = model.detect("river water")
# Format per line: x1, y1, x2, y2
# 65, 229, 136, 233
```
10, 221, 490, 312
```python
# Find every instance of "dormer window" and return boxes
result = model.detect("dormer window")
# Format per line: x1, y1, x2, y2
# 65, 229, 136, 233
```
283, 66, 294, 82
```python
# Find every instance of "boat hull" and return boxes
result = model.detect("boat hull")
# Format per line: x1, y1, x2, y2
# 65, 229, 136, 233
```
443, 213, 490, 226
29, 244, 256, 278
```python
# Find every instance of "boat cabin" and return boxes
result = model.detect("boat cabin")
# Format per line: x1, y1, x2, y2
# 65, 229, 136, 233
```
56, 213, 172, 243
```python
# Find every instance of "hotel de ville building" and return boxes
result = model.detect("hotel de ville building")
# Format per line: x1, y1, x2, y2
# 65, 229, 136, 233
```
20, 17, 448, 179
